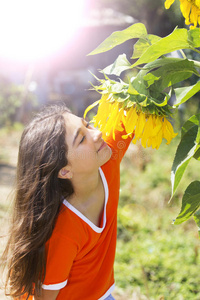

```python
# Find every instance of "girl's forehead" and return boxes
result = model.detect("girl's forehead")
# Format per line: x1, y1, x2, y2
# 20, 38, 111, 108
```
63, 112, 80, 127
63, 113, 82, 142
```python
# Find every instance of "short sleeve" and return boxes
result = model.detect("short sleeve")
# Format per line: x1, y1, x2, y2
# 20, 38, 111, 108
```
42, 233, 78, 290
104, 124, 132, 163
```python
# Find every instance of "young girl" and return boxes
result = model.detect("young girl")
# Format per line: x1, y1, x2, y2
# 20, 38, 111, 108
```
2, 104, 132, 300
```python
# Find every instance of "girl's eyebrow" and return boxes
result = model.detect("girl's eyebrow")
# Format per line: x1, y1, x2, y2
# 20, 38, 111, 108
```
72, 118, 85, 146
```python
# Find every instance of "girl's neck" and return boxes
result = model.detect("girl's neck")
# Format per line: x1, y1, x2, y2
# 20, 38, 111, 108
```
69, 168, 101, 205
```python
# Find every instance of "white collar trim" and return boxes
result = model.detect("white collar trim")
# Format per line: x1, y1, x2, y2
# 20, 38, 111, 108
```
63, 167, 109, 233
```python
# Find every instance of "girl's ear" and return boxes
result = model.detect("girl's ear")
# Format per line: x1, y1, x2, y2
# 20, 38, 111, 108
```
58, 167, 72, 179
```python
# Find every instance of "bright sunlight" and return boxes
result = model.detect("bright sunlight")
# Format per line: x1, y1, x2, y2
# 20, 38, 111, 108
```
0, 0, 85, 62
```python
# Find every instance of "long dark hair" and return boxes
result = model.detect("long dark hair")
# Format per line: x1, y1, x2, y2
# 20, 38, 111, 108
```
2, 105, 74, 298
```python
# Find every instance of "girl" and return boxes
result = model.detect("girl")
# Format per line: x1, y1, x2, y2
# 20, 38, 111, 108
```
2, 104, 132, 300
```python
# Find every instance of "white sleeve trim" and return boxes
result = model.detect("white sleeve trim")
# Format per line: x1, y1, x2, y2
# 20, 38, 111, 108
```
98, 283, 115, 300
42, 279, 68, 290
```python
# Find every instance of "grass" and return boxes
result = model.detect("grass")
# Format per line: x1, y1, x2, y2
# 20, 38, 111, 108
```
115, 133, 200, 299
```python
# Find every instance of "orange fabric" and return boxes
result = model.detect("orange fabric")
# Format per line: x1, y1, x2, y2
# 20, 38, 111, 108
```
24, 127, 132, 300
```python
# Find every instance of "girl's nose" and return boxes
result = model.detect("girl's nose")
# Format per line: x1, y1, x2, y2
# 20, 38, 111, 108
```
93, 129, 102, 142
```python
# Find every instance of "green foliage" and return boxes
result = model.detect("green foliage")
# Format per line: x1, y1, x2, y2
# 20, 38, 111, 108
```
115, 141, 200, 298
0, 79, 37, 127
170, 114, 200, 228
88, 23, 200, 118
88, 23, 148, 55
174, 181, 200, 225
171, 115, 200, 197
87, 20, 200, 234
174, 81, 200, 107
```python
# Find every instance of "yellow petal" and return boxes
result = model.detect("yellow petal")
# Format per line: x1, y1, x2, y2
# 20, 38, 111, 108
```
112, 108, 124, 140
151, 136, 157, 149
162, 117, 177, 144
151, 116, 163, 137
147, 137, 152, 148
95, 97, 111, 130
124, 107, 138, 134
122, 133, 133, 139
165, 118, 177, 138
164, 0, 176, 9
84, 100, 100, 119
141, 115, 153, 148
196, 0, 200, 8
104, 102, 119, 136
132, 137, 138, 144
135, 112, 146, 139
155, 128, 163, 149
180, 0, 191, 19
189, 5, 198, 28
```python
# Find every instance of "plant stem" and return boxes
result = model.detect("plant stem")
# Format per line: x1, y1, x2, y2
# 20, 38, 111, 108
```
193, 48, 200, 55
190, 59, 200, 68
179, 49, 186, 59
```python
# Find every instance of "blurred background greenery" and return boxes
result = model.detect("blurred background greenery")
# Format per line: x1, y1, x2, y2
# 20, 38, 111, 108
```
0, 0, 200, 299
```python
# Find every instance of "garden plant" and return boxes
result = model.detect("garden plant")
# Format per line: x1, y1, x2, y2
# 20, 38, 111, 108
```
84, 0, 200, 235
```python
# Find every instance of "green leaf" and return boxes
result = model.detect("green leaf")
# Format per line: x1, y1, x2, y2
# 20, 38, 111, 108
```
171, 125, 199, 199
131, 28, 193, 67
88, 23, 147, 56
129, 73, 148, 96
149, 59, 199, 92
132, 34, 161, 59
174, 181, 200, 225
173, 81, 200, 107
143, 73, 160, 88
149, 94, 168, 107
188, 28, 200, 48
193, 209, 200, 236
127, 82, 139, 95
102, 54, 131, 76
181, 113, 200, 139
193, 146, 200, 161
141, 57, 185, 72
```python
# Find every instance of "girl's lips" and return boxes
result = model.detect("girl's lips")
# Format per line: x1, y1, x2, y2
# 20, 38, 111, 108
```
98, 140, 107, 152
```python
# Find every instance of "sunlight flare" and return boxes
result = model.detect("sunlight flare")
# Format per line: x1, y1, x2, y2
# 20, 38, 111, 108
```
0, 0, 85, 62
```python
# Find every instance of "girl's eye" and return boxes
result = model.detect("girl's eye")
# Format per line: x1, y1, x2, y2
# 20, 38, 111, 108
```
80, 136, 85, 144
79, 122, 89, 144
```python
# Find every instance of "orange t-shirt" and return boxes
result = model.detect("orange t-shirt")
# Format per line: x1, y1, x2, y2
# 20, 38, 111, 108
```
21, 128, 131, 300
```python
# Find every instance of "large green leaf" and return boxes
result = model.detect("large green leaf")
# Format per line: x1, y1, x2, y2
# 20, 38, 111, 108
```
141, 57, 185, 72
132, 34, 161, 59
149, 59, 199, 92
129, 72, 149, 95
181, 113, 200, 140
171, 125, 199, 199
188, 28, 200, 48
174, 181, 200, 225
102, 54, 131, 76
131, 28, 194, 67
173, 81, 200, 107
88, 23, 147, 55
193, 146, 200, 161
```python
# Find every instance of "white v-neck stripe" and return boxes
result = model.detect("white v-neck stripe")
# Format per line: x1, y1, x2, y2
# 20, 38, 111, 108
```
63, 167, 109, 233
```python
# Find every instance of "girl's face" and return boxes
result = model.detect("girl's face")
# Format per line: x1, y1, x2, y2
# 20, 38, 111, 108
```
63, 113, 112, 175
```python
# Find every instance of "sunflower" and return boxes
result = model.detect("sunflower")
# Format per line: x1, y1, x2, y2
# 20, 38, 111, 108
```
165, 0, 200, 28
85, 94, 177, 150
